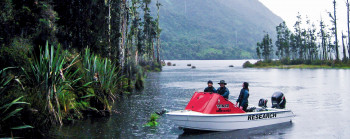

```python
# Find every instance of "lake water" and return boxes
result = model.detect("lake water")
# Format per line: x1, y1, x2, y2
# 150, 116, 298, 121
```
52, 60, 350, 138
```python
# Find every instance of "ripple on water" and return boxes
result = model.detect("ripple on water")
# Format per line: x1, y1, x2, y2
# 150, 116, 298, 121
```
52, 60, 350, 138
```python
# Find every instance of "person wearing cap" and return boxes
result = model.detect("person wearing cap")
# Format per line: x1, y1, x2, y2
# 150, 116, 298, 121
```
216, 80, 230, 99
204, 80, 217, 93
236, 82, 250, 111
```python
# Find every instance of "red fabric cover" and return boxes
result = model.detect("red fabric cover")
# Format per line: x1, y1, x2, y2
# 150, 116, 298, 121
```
185, 92, 245, 114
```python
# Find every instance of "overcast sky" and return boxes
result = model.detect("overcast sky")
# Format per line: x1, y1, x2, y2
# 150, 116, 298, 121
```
259, 0, 348, 34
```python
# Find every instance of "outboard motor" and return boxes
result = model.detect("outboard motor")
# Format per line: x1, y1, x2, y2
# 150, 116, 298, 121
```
271, 91, 286, 109
258, 98, 268, 108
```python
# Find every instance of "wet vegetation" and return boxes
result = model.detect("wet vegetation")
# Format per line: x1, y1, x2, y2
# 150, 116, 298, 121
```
144, 113, 160, 127
0, 0, 162, 137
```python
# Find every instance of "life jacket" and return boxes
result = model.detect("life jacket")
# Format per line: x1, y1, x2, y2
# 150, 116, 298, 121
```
204, 87, 216, 93
217, 87, 227, 96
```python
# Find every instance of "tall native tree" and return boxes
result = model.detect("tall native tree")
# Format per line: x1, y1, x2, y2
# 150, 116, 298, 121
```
306, 18, 317, 60
118, 0, 128, 71
318, 18, 329, 60
156, 0, 162, 64
342, 32, 347, 60
142, 0, 157, 62
129, 0, 142, 64
257, 33, 273, 61
275, 21, 290, 59
275, 22, 284, 59
256, 46, 262, 60
329, 0, 340, 60
289, 33, 297, 59
142, 0, 151, 60
347, 0, 350, 59
293, 13, 303, 59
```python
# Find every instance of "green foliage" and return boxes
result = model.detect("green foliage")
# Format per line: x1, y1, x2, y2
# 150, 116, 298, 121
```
257, 33, 274, 61
248, 59, 350, 69
242, 61, 254, 68
275, 21, 291, 59
0, 0, 163, 136
0, 38, 33, 70
82, 48, 123, 111
145, 113, 160, 127
27, 42, 81, 125
0, 68, 32, 137
135, 67, 145, 90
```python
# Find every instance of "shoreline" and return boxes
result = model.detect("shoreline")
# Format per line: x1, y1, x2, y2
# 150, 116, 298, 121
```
251, 64, 350, 69
243, 60, 350, 69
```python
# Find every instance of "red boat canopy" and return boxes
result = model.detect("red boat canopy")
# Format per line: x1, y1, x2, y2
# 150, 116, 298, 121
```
185, 92, 245, 114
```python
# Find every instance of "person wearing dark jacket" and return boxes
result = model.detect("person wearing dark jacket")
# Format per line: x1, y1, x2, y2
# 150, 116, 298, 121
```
204, 80, 217, 93
216, 80, 230, 99
236, 82, 250, 111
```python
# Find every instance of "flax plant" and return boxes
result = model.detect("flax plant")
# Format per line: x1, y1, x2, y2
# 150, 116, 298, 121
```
28, 43, 80, 125
0, 67, 32, 135
82, 48, 123, 111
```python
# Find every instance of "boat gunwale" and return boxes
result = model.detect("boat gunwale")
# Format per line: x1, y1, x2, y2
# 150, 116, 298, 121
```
179, 121, 293, 131
166, 109, 293, 117
168, 115, 295, 123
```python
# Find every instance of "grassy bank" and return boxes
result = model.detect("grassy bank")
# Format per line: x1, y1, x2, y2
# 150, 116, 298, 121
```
243, 60, 350, 69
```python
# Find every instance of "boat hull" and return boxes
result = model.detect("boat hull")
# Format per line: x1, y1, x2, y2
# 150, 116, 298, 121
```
166, 108, 294, 131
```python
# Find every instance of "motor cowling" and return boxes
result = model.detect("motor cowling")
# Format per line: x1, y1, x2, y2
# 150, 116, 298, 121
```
258, 98, 268, 108
271, 91, 286, 109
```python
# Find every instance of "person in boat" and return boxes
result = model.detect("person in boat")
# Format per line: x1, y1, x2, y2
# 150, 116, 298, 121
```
204, 80, 217, 93
236, 82, 250, 111
216, 80, 230, 99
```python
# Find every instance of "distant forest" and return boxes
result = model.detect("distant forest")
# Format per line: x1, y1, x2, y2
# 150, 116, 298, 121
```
155, 0, 283, 60
257, 0, 350, 63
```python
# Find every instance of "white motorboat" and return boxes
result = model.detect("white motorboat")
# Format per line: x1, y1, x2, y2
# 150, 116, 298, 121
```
166, 92, 294, 131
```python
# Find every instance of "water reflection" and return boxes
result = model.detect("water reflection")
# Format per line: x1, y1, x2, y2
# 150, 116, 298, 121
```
179, 122, 293, 139
52, 60, 350, 138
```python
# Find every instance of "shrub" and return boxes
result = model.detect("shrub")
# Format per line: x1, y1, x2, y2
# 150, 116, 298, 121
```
25, 42, 82, 125
134, 67, 145, 90
243, 61, 254, 68
82, 48, 123, 111
0, 38, 32, 70
0, 67, 32, 137
280, 58, 291, 65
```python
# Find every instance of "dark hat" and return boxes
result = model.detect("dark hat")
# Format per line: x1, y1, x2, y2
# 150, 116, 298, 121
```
243, 82, 249, 89
207, 80, 213, 84
218, 80, 227, 85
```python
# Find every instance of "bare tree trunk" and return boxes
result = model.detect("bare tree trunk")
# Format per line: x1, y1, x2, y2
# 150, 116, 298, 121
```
119, 0, 127, 71
108, 0, 111, 59
156, 0, 161, 64
152, 39, 155, 61
157, 37, 160, 64
333, 0, 340, 60
342, 32, 347, 60
348, 40, 350, 59
348, 0, 350, 59
135, 50, 139, 65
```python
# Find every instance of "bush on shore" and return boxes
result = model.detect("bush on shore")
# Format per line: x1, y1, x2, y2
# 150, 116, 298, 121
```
243, 59, 350, 68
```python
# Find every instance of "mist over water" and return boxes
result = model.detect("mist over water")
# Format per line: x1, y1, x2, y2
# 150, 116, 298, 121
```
52, 60, 350, 138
